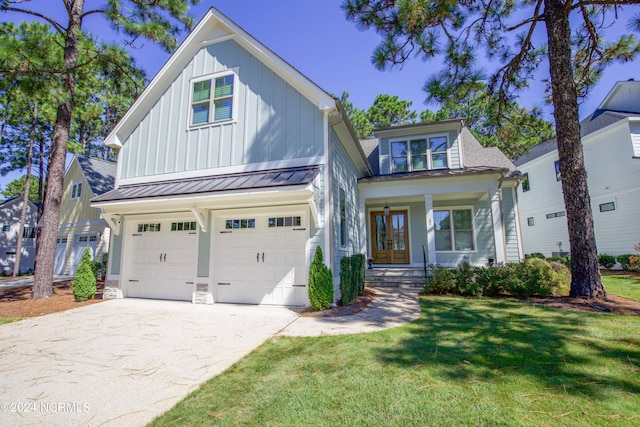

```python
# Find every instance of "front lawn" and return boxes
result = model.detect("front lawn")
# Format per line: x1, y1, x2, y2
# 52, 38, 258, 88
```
603, 275, 640, 301
150, 297, 640, 426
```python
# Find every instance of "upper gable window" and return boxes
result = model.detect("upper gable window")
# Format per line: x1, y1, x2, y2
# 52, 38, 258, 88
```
391, 135, 449, 173
71, 181, 82, 200
190, 71, 236, 127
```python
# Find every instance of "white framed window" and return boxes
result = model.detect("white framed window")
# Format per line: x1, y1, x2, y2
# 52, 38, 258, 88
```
71, 181, 82, 200
522, 173, 531, 192
2, 225, 9, 232
434, 208, 475, 251
527, 217, 535, 226
23, 227, 37, 239
390, 134, 449, 173
599, 202, 615, 212
190, 70, 237, 127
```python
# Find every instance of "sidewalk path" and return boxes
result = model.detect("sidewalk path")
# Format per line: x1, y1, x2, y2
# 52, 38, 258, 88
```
280, 287, 421, 337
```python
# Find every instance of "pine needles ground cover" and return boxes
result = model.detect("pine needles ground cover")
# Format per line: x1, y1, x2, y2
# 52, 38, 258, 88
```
602, 275, 640, 301
150, 297, 640, 426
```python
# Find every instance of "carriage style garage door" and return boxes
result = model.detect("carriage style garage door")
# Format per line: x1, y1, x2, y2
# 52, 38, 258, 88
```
124, 219, 198, 301
216, 214, 308, 306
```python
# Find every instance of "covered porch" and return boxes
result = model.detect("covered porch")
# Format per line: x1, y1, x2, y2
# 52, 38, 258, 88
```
358, 171, 523, 269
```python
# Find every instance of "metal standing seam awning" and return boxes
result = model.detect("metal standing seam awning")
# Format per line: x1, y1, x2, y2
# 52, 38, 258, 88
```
92, 165, 321, 233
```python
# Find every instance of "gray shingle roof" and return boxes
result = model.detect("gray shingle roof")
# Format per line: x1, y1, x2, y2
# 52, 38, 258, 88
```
92, 165, 320, 203
75, 156, 116, 196
358, 126, 520, 182
514, 110, 638, 166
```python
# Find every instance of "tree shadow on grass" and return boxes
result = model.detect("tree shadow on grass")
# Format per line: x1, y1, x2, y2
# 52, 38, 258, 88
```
375, 296, 640, 399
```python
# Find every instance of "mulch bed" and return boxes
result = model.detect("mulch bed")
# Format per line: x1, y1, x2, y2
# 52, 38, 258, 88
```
0, 279, 104, 319
300, 287, 376, 317
528, 294, 640, 316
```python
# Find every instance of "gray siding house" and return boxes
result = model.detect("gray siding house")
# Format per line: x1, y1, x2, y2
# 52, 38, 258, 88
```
0, 198, 38, 274
94, 7, 523, 306
515, 80, 640, 258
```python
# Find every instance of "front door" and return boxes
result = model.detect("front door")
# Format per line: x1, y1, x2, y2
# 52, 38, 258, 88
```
370, 210, 410, 264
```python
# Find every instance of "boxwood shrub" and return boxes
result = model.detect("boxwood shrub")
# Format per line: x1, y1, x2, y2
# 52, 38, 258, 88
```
424, 258, 570, 298
308, 247, 334, 310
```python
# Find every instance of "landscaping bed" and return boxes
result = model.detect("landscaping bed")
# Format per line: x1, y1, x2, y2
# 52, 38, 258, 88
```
0, 279, 104, 320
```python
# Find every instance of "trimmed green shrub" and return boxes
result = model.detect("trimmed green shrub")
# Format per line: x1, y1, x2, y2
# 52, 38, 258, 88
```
598, 254, 617, 270
351, 253, 366, 295
424, 265, 456, 294
423, 258, 570, 298
617, 254, 634, 271
308, 247, 334, 310
525, 253, 546, 260
340, 256, 355, 306
73, 247, 97, 302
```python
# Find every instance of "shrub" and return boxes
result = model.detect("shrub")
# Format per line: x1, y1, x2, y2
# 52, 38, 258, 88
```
548, 261, 571, 296
424, 259, 570, 298
617, 254, 634, 271
525, 253, 546, 260
351, 253, 366, 295
598, 254, 617, 270
424, 265, 456, 294
308, 247, 334, 310
454, 262, 482, 296
73, 247, 96, 302
339, 256, 355, 306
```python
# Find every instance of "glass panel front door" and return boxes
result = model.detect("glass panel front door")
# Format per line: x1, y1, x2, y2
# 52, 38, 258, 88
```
370, 210, 410, 264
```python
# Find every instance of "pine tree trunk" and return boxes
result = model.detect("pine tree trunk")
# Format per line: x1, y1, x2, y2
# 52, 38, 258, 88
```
13, 102, 37, 277
543, 0, 604, 299
31, 0, 84, 299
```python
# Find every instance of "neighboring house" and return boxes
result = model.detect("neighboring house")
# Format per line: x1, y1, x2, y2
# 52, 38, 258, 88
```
55, 155, 116, 275
0, 198, 38, 274
515, 80, 640, 258
92, 7, 524, 306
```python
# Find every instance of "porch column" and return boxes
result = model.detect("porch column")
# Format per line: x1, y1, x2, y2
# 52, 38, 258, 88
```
491, 190, 506, 264
424, 194, 437, 265
359, 198, 367, 255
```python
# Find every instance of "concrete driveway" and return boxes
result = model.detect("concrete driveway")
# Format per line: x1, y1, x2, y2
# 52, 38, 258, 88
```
0, 298, 299, 427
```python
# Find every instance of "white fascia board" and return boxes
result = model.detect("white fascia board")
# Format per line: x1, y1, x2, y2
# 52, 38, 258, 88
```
93, 185, 313, 215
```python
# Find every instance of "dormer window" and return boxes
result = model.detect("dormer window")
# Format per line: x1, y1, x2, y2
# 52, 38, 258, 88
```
391, 135, 449, 173
190, 71, 237, 127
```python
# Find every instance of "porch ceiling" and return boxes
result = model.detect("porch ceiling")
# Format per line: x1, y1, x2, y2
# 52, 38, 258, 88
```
364, 191, 488, 205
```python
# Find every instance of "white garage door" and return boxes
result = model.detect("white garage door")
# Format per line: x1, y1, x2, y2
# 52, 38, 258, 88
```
70, 234, 98, 274
54, 237, 68, 275
125, 219, 198, 301
216, 215, 308, 306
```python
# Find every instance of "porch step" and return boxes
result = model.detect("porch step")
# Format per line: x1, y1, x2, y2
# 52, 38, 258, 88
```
365, 268, 426, 288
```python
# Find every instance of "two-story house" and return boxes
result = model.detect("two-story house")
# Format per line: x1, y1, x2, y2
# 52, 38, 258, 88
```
55, 155, 116, 275
0, 197, 38, 274
93, 7, 524, 306
515, 80, 640, 258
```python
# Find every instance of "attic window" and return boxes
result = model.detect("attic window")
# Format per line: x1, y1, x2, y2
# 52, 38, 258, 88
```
71, 181, 82, 200
190, 71, 236, 126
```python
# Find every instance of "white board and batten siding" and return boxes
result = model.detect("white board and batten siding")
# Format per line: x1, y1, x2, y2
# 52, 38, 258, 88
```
119, 39, 325, 182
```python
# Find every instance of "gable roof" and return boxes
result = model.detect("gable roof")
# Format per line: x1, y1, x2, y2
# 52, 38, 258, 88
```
104, 7, 336, 149
0, 197, 38, 210
597, 80, 640, 113
514, 108, 638, 166
73, 156, 116, 197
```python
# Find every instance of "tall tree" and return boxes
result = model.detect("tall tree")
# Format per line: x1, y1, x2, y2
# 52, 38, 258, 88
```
367, 93, 417, 129
1, 0, 198, 299
420, 83, 555, 159
343, 0, 640, 299
1, 175, 41, 203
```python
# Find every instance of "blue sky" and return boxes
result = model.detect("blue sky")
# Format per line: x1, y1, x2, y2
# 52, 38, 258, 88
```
1, 0, 639, 190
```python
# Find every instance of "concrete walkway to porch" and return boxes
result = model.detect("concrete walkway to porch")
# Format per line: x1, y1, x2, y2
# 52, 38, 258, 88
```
280, 287, 421, 337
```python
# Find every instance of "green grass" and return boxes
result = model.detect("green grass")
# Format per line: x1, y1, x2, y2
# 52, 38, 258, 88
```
603, 275, 640, 301
0, 317, 21, 325
150, 297, 640, 427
